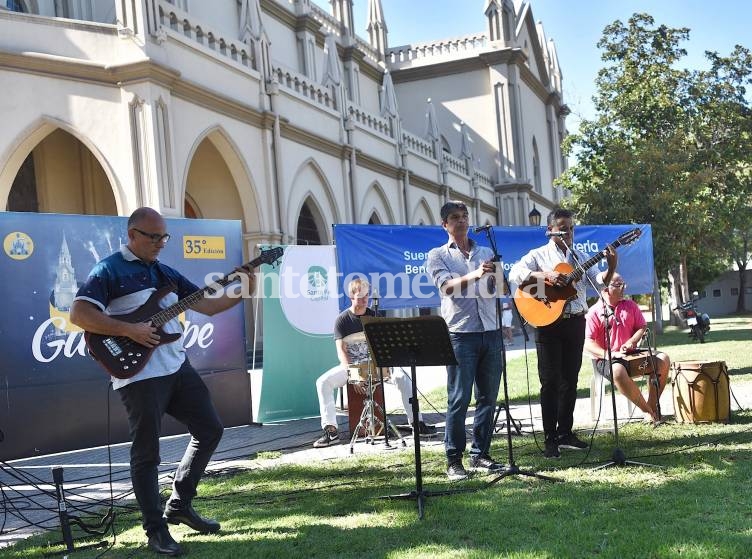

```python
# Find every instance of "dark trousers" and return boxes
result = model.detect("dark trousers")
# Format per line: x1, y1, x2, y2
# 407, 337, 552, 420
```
118, 360, 224, 536
534, 316, 586, 441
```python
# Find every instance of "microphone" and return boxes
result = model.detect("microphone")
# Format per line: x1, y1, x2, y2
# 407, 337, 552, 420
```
545, 231, 566, 237
473, 224, 493, 233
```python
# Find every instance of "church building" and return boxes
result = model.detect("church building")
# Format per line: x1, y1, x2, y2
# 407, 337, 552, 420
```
0, 0, 569, 339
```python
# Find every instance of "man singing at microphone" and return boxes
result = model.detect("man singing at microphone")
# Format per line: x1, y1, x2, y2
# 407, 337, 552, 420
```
509, 208, 616, 458
426, 201, 504, 480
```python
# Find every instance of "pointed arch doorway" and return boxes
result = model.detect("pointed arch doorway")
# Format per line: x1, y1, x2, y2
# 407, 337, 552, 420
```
6, 128, 117, 215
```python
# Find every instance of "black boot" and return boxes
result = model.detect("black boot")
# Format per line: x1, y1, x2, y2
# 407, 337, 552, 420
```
147, 527, 183, 556
165, 505, 220, 534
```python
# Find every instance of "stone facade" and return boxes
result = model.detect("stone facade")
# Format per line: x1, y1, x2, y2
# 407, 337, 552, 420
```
0, 0, 568, 343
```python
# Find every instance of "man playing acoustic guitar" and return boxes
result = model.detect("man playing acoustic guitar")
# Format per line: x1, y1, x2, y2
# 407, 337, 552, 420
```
509, 208, 616, 459
584, 272, 670, 424
70, 207, 257, 557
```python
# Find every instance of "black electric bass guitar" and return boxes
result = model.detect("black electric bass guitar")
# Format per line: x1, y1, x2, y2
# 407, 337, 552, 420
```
513, 229, 641, 327
85, 247, 283, 379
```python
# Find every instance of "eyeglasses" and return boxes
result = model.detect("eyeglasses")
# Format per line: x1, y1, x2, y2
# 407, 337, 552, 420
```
609, 282, 626, 289
132, 228, 171, 244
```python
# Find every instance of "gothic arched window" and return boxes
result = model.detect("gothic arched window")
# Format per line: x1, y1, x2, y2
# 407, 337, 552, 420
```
296, 200, 323, 245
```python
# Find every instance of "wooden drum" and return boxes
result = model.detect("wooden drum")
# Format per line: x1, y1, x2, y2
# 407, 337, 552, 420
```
671, 361, 730, 423
347, 362, 371, 383
622, 351, 659, 378
347, 362, 391, 383
346, 383, 385, 436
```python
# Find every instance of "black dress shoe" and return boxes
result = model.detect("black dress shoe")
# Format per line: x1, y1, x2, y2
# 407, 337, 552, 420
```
147, 528, 183, 556
165, 506, 221, 534
418, 421, 437, 435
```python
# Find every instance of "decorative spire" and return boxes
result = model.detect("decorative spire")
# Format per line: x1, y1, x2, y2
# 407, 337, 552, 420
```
460, 121, 473, 160
425, 98, 440, 141
485, 0, 514, 45
380, 70, 398, 118
239, 0, 264, 43
484, 0, 502, 42
321, 33, 342, 88
292, 0, 311, 16
330, 0, 355, 38
367, 0, 388, 58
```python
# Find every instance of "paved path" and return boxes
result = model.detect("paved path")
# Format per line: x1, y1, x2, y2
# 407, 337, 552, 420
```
2, 338, 748, 549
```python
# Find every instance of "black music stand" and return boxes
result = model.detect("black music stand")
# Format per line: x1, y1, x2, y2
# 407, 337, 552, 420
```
361, 315, 462, 519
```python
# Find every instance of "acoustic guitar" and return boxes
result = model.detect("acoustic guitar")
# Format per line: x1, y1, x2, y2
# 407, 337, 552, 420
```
85, 247, 283, 379
513, 229, 641, 327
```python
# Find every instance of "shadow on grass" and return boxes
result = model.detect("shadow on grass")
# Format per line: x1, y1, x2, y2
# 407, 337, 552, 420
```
14, 414, 752, 558
62, 429, 752, 558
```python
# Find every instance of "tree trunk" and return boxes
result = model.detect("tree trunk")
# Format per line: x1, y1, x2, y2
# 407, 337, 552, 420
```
679, 255, 690, 301
667, 265, 683, 326
735, 234, 749, 313
652, 268, 663, 334
737, 260, 747, 313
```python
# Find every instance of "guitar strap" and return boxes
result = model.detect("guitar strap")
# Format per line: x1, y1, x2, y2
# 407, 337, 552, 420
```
153, 261, 177, 291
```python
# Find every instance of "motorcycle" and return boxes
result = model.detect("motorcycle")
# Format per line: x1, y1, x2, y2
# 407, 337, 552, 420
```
676, 291, 711, 343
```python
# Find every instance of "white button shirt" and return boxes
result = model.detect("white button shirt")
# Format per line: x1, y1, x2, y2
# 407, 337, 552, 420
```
426, 240, 500, 332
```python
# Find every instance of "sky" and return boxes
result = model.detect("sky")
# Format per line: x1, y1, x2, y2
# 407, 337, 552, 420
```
312, 0, 751, 134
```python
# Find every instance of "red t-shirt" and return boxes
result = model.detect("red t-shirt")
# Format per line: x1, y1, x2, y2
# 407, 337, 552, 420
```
585, 298, 646, 351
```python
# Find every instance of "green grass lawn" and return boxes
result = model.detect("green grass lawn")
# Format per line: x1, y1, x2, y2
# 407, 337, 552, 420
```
5, 315, 752, 559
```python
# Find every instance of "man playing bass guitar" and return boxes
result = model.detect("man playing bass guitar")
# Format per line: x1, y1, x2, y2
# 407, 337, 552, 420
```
509, 208, 616, 459
70, 207, 257, 557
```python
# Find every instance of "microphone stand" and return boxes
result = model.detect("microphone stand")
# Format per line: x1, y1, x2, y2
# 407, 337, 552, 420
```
372, 294, 402, 449
567, 251, 658, 470
374, 294, 389, 447
642, 327, 662, 422
479, 227, 559, 484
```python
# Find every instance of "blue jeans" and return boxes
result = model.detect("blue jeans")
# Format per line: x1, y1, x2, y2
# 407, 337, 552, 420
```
445, 330, 502, 464
118, 360, 223, 536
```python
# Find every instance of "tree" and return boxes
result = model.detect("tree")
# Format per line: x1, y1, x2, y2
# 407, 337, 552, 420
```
558, 14, 752, 312
688, 47, 752, 311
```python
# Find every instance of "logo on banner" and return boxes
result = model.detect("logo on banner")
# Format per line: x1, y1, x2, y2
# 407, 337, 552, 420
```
279, 246, 340, 336
307, 266, 329, 301
4, 231, 34, 260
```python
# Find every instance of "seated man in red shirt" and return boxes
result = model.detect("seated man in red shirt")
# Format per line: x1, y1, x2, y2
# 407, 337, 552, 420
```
584, 273, 670, 423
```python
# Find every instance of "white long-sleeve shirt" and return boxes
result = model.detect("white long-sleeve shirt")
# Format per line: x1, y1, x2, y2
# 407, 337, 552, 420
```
509, 240, 605, 315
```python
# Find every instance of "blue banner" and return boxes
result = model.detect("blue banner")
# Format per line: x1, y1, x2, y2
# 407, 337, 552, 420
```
333, 224, 654, 310
0, 212, 248, 460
